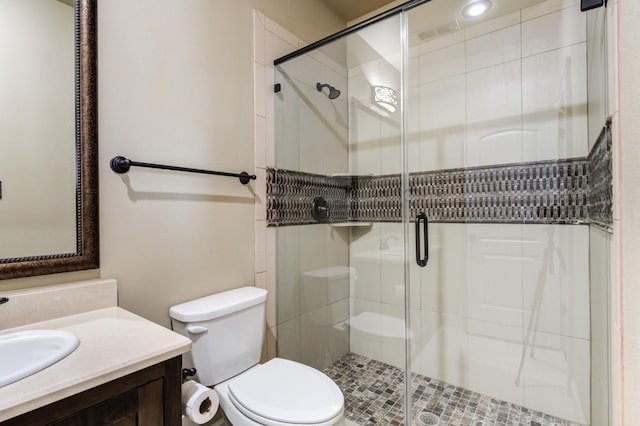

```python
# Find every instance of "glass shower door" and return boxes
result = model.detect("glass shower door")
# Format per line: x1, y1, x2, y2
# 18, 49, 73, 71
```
342, 13, 409, 425
403, 3, 471, 424
405, 0, 597, 425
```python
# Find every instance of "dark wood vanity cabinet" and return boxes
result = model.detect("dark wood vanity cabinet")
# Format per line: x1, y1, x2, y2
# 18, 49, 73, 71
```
2, 356, 182, 426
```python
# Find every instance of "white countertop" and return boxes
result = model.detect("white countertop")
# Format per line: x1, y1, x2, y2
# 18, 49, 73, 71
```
0, 306, 191, 421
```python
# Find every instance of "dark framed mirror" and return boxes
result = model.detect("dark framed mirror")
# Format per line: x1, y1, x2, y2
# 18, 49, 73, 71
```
0, 0, 98, 279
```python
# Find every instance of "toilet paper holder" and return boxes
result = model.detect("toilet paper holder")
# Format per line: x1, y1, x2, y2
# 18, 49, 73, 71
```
182, 367, 197, 382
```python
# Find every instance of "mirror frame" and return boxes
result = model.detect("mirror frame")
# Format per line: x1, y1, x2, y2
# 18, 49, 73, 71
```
0, 0, 99, 280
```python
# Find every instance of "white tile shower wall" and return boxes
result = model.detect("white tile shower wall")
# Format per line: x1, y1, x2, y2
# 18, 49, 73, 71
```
465, 224, 590, 338
467, 319, 524, 406
522, 225, 590, 340
348, 222, 591, 419
419, 41, 465, 84
465, 24, 521, 72
521, 329, 590, 424
521, 0, 579, 22
466, 60, 523, 167
418, 223, 467, 317
349, 105, 382, 175
521, 6, 586, 57
350, 296, 383, 362
590, 226, 611, 426
464, 11, 521, 40
417, 311, 469, 389
404, 1, 588, 172
586, 7, 608, 152
276, 223, 351, 370
347, 30, 402, 177
407, 80, 421, 173
350, 224, 382, 303
274, 73, 300, 171
466, 224, 524, 328
522, 43, 588, 162
418, 75, 465, 172
349, 223, 416, 371
277, 46, 348, 177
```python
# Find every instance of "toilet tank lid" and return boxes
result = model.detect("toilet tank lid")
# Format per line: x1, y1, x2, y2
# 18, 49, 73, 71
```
169, 287, 267, 322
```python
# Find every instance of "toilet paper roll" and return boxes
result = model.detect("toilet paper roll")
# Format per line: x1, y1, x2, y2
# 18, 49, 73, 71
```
181, 380, 219, 424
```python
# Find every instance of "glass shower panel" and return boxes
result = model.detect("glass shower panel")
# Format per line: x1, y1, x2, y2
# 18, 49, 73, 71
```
273, 38, 351, 372
273, 15, 408, 425
406, 0, 596, 425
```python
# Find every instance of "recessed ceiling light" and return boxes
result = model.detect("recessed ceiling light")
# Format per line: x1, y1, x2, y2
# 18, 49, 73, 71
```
462, 0, 492, 18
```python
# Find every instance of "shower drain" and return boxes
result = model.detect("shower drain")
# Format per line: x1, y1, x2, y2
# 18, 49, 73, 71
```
418, 412, 440, 425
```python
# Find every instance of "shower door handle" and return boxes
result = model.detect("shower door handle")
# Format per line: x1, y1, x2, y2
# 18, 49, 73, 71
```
415, 212, 429, 267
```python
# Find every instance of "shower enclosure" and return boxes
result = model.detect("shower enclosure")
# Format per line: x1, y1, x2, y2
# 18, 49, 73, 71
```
268, 0, 611, 424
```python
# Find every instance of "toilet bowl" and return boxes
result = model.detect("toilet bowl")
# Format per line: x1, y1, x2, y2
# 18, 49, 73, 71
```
215, 358, 344, 426
170, 287, 345, 426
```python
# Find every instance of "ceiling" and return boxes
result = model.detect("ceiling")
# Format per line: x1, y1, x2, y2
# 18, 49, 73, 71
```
406, 0, 546, 36
346, 0, 547, 70
320, 0, 399, 22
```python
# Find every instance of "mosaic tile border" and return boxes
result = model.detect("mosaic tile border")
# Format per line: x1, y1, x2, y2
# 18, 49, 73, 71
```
266, 169, 350, 225
267, 157, 592, 226
324, 353, 587, 426
587, 123, 614, 232
267, 124, 614, 228
352, 159, 589, 224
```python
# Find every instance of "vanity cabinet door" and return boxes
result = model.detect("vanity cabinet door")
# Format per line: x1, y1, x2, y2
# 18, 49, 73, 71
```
51, 387, 139, 426
136, 377, 164, 425
1, 357, 181, 426
50, 379, 163, 426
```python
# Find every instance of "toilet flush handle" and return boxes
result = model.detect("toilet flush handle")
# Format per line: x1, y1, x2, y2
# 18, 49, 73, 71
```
186, 325, 208, 334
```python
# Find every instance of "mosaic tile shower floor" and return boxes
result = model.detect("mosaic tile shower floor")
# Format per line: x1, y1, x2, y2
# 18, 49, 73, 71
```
323, 353, 587, 426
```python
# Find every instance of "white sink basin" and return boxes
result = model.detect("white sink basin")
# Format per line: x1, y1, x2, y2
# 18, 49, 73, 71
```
0, 330, 79, 388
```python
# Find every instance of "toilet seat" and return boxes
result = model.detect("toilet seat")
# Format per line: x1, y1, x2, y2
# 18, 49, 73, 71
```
227, 358, 344, 426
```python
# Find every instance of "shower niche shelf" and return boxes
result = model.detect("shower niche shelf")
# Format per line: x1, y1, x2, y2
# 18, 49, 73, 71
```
331, 173, 373, 188
330, 222, 372, 228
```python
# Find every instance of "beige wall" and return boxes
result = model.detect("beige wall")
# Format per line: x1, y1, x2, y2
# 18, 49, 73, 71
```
618, 0, 640, 424
1, 1, 344, 329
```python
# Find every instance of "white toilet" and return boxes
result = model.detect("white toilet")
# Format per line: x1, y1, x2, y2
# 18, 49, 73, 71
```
170, 287, 345, 426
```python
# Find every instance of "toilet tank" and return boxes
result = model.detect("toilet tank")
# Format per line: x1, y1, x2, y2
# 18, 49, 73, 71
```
169, 287, 268, 386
